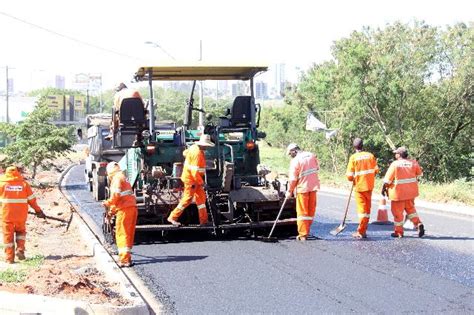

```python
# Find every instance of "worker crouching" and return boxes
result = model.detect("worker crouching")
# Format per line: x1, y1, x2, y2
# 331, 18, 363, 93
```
286, 143, 320, 241
167, 134, 215, 227
0, 166, 46, 263
102, 162, 138, 267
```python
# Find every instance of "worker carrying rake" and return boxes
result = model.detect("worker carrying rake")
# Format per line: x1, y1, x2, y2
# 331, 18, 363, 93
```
345, 138, 379, 239
381, 146, 425, 238
286, 143, 320, 241
0, 166, 46, 264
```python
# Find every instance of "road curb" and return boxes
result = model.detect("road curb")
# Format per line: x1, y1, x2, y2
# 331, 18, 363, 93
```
0, 164, 150, 315
320, 186, 474, 218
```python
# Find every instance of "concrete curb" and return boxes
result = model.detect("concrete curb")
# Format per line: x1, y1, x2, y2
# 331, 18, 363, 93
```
0, 164, 149, 315
320, 186, 474, 218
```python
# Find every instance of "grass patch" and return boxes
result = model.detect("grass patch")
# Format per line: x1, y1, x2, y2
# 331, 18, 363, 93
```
0, 269, 27, 283
20, 254, 44, 268
258, 142, 473, 206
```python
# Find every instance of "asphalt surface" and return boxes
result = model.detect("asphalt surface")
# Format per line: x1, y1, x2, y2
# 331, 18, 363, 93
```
66, 164, 474, 314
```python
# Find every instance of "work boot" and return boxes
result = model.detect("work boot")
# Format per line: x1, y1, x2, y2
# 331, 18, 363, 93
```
391, 232, 403, 238
417, 224, 425, 238
352, 232, 367, 239
167, 218, 181, 227
16, 251, 26, 261
296, 236, 307, 241
118, 261, 133, 268
5, 259, 14, 264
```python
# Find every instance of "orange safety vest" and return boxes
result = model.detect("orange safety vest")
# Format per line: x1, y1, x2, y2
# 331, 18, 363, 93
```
104, 172, 137, 213
288, 151, 320, 194
383, 158, 423, 201
0, 167, 41, 222
113, 88, 144, 110
346, 151, 379, 192
181, 144, 206, 186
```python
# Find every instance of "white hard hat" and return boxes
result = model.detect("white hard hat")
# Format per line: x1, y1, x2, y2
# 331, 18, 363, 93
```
286, 143, 299, 155
106, 162, 120, 174
195, 134, 215, 147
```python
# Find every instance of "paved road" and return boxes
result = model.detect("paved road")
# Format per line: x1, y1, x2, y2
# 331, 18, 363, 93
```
65, 164, 474, 314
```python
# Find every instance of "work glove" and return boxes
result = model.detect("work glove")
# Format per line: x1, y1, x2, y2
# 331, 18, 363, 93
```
36, 210, 46, 219
381, 186, 388, 197
285, 191, 292, 199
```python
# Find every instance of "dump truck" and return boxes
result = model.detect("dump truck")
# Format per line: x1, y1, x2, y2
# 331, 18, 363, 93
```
84, 113, 125, 201
103, 64, 296, 239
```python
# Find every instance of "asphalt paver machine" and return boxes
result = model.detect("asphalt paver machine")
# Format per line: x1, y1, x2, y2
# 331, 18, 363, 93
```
104, 64, 296, 239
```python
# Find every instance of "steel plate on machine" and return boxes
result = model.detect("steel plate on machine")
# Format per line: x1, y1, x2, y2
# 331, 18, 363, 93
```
229, 186, 280, 203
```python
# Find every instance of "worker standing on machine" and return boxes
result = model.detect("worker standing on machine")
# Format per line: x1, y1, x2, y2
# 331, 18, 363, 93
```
103, 162, 138, 267
0, 166, 46, 264
286, 143, 320, 241
168, 134, 215, 227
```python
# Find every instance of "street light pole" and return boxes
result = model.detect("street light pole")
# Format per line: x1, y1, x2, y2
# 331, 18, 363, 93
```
198, 40, 204, 129
5, 65, 9, 123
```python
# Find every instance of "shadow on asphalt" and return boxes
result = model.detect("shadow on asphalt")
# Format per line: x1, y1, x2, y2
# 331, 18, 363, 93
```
132, 253, 208, 266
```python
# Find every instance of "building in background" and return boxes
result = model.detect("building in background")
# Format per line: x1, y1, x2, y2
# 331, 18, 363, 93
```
55, 75, 65, 89
255, 81, 268, 99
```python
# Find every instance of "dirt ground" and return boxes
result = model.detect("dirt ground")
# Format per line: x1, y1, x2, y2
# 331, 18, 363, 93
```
0, 151, 131, 306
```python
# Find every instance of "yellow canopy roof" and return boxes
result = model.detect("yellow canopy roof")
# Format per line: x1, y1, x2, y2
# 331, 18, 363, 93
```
134, 64, 268, 81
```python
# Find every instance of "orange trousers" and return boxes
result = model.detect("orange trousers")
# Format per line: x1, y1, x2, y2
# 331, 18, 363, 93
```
391, 199, 421, 235
354, 190, 372, 235
168, 184, 208, 224
2, 220, 26, 263
115, 206, 138, 264
296, 191, 317, 238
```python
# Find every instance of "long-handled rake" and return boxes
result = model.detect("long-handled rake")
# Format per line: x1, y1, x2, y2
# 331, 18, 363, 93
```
330, 183, 354, 236
260, 196, 289, 243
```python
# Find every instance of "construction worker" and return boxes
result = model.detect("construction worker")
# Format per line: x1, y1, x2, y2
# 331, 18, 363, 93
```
346, 138, 379, 239
167, 134, 215, 227
102, 162, 138, 267
382, 146, 425, 238
0, 166, 46, 264
286, 143, 320, 241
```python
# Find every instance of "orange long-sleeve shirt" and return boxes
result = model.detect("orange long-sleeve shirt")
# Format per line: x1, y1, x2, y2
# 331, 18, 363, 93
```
103, 172, 137, 214
0, 167, 41, 222
383, 158, 423, 201
181, 144, 206, 186
346, 151, 379, 192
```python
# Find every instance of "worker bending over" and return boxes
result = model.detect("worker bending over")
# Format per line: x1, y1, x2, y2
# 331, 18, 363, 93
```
346, 138, 379, 239
168, 134, 215, 227
103, 162, 138, 267
286, 143, 320, 241
0, 166, 46, 263
382, 146, 425, 238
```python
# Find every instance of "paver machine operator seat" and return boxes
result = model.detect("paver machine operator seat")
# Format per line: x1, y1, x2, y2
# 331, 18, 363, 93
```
114, 97, 147, 148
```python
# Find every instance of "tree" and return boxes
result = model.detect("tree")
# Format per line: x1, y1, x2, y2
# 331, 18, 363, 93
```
0, 98, 75, 178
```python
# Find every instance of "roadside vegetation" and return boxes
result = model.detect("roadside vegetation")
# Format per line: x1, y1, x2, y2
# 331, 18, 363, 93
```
0, 255, 44, 283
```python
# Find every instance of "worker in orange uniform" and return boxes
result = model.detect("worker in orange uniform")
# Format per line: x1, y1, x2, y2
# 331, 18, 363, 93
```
167, 134, 215, 227
286, 143, 320, 241
346, 138, 379, 239
0, 166, 46, 264
382, 146, 425, 238
102, 162, 138, 267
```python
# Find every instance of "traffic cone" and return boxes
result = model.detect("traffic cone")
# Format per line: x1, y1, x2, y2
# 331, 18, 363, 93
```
371, 196, 392, 225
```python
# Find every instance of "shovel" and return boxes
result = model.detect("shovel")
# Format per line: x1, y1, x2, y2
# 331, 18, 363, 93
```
330, 183, 354, 236
260, 195, 289, 243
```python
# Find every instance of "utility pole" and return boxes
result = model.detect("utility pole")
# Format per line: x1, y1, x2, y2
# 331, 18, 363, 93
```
198, 40, 204, 129
5, 65, 9, 123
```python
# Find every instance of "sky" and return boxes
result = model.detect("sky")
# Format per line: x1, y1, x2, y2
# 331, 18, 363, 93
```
0, 0, 472, 92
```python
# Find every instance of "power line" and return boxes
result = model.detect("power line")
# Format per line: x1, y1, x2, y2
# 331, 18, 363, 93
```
0, 10, 144, 62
